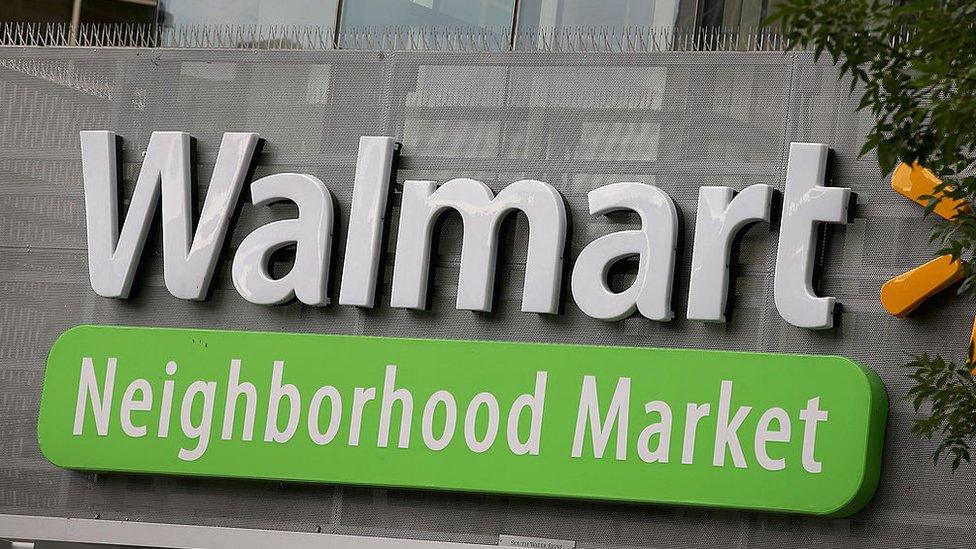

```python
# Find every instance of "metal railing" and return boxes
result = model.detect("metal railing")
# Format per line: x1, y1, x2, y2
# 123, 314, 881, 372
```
0, 22, 796, 52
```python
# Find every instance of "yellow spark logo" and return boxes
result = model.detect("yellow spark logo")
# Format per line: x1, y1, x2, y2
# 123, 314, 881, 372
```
880, 163, 975, 364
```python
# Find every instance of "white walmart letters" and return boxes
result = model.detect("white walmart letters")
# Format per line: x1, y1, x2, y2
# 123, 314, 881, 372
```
571, 183, 678, 322
80, 133, 851, 329
775, 143, 851, 329
391, 178, 566, 313
232, 173, 334, 306
686, 184, 774, 322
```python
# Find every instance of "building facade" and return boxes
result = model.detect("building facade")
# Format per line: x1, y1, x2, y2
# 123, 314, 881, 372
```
1, 1, 973, 548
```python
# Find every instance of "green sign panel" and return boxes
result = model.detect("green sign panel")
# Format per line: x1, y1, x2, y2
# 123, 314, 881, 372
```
39, 325, 887, 516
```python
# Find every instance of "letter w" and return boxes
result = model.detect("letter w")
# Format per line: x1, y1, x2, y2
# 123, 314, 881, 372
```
80, 131, 260, 299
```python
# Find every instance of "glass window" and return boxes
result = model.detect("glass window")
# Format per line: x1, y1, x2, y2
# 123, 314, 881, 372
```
695, 0, 785, 29
341, 0, 515, 29
3, 0, 74, 23
515, 0, 679, 49
338, 0, 515, 49
516, 0, 679, 30
81, 0, 157, 25
157, 0, 339, 27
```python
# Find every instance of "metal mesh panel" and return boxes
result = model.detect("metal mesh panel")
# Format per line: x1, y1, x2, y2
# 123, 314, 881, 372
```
1, 47, 974, 548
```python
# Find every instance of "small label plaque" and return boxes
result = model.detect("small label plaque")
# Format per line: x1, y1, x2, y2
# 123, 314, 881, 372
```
498, 534, 576, 549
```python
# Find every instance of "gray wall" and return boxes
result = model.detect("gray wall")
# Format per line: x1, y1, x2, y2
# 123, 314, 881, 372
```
0, 47, 974, 548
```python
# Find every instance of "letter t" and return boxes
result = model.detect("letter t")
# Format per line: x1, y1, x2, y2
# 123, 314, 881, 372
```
799, 397, 829, 473
774, 143, 851, 329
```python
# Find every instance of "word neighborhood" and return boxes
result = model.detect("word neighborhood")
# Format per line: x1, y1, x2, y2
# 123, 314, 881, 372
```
81, 132, 852, 329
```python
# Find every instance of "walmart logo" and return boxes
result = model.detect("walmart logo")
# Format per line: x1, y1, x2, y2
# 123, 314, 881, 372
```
880, 163, 973, 362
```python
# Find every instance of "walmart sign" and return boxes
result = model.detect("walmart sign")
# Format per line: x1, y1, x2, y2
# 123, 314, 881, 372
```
36, 132, 888, 517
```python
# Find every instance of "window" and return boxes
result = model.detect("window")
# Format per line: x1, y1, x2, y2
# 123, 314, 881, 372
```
0, 0, 787, 50
1, 0, 156, 25
696, 0, 787, 30
338, 0, 515, 49
517, 0, 679, 29
340, 0, 515, 29
3, 0, 75, 23
82, 0, 157, 25
515, 0, 680, 49
157, 0, 339, 28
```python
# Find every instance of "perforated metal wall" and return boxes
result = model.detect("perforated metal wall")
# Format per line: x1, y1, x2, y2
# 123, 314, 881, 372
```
0, 47, 974, 548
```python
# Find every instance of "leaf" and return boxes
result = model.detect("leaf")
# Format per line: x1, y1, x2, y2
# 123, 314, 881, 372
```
877, 141, 898, 175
